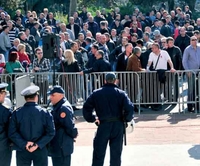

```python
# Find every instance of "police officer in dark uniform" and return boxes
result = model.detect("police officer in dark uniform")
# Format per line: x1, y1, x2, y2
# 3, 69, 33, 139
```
83, 72, 134, 166
8, 85, 55, 166
48, 85, 78, 166
0, 83, 12, 166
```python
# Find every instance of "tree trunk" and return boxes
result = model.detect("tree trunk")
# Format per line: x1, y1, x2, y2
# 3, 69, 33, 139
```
69, 0, 77, 17
185, 0, 196, 12
168, 0, 174, 12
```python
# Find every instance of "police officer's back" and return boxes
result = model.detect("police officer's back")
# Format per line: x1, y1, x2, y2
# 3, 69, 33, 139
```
83, 72, 134, 166
8, 85, 55, 166
0, 83, 12, 166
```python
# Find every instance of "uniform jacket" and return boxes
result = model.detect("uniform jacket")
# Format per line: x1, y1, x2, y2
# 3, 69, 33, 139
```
0, 104, 12, 151
8, 102, 55, 151
83, 83, 134, 122
49, 98, 78, 157
126, 54, 143, 71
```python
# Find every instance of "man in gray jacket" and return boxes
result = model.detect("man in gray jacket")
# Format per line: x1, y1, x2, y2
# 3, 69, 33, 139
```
0, 25, 11, 61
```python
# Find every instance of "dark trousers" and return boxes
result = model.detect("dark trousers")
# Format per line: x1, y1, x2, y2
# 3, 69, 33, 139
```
92, 122, 124, 166
187, 74, 198, 110
51, 155, 71, 166
16, 147, 48, 166
0, 148, 12, 166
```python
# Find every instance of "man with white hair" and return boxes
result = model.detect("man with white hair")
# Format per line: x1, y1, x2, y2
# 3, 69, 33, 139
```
66, 17, 81, 39
9, 38, 20, 54
60, 23, 75, 41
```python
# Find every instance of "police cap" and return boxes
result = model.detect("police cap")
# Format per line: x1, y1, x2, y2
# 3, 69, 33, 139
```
105, 72, 116, 82
0, 83, 8, 93
21, 85, 40, 96
49, 85, 65, 95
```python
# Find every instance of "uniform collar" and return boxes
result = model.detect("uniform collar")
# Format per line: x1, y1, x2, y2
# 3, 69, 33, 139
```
103, 83, 119, 88
24, 102, 37, 106
53, 97, 66, 111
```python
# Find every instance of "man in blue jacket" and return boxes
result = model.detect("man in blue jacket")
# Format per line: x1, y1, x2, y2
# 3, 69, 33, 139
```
0, 83, 12, 166
83, 72, 134, 166
8, 85, 55, 166
48, 85, 78, 166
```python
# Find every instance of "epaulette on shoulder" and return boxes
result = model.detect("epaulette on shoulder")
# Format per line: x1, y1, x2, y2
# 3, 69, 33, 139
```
13, 106, 22, 112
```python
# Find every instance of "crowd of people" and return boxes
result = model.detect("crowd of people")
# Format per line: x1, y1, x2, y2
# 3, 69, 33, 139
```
0, 3, 200, 166
0, 4, 199, 112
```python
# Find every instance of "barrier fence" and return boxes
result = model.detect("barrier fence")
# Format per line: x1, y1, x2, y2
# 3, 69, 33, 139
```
1, 70, 200, 114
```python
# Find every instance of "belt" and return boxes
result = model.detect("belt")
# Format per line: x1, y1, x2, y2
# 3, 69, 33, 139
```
100, 117, 122, 123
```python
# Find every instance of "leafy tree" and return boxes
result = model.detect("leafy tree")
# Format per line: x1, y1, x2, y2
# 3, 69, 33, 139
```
1, 0, 22, 13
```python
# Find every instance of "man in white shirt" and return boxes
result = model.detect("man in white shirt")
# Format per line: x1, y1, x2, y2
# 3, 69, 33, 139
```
147, 42, 175, 72
146, 42, 176, 110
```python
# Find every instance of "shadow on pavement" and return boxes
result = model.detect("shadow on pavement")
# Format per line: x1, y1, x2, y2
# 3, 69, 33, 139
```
188, 145, 200, 160
167, 113, 199, 124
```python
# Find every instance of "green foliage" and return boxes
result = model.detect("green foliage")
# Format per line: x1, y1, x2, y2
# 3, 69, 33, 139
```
192, 11, 200, 20
118, 2, 135, 16
54, 12, 68, 24
1, 0, 21, 13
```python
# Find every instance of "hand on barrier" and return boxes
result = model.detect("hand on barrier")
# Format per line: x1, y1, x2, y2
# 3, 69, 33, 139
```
187, 72, 191, 78
79, 71, 84, 75
170, 68, 176, 73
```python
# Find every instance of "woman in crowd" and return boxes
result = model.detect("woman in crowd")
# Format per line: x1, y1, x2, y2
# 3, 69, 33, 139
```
17, 44, 31, 71
59, 49, 80, 104
5, 51, 24, 100
59, 49, 80, 72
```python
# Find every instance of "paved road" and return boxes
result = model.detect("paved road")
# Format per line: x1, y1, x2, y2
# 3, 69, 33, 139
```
10, 107, 200, 166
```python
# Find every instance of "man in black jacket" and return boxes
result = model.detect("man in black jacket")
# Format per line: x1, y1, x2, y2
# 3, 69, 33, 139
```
165, 37, 182, 101
66, 17, 81, 40
174, 27, 190, 55
70, 42, 85, 70
80, 50, 111, 74
109, 37, 128, 71
116, 43, 133, 71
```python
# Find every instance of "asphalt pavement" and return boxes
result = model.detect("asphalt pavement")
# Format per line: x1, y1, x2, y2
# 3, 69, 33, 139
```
10, 105, 200, 166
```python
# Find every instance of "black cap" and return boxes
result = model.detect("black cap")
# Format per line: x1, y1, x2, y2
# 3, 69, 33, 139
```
105, 72, 116, 81
49, 85, 65, 95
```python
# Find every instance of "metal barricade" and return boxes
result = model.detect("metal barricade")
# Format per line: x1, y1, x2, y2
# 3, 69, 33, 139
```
88, 71, 200, 114
57, 73, 85, 107
2, 70, 200, 114
12, 72, 56, 107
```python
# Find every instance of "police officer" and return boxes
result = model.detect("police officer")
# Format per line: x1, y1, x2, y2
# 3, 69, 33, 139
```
8, 85, 55, 166
83, 72, 134, 166
48, 85, 78, 166
0, 83, 12, 166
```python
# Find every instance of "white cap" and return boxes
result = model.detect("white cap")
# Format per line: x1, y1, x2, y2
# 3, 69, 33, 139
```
21, 85, 40, 96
